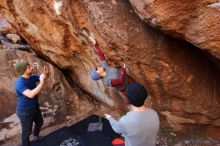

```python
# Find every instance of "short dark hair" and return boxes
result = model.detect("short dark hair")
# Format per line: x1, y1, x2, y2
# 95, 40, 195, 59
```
126, 83, 148, 107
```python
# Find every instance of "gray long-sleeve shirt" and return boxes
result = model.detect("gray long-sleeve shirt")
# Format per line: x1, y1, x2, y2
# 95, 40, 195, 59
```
107, 108, 159, 146
101, 60, 129, 91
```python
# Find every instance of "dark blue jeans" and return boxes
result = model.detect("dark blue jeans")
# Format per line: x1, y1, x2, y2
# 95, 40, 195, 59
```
16, 108, 44, 146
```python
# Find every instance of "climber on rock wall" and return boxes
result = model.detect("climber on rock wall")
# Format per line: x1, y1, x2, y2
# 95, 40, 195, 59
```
81, 27, 135, 103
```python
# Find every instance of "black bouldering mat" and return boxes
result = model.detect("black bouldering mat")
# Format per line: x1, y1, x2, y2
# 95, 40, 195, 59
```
31, 127, 82, 146
80, 131, 113, 146
31, 115, 119, 146
69, 115, 119, 141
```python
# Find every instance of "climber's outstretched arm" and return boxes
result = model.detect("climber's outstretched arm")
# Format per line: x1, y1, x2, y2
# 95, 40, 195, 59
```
81, 27, 105, 61
94, 42, 105, 61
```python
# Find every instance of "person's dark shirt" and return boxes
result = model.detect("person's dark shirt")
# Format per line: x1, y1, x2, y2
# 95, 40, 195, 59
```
15, 75, 40, 110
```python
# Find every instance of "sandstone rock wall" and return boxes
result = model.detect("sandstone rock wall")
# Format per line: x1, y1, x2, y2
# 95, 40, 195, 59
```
0, 48, 118, 141
0, 0, 219, 139
129, 0, 220, 59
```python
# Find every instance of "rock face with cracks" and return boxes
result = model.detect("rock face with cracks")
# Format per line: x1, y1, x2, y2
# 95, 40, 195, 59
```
0, 0, 219, 140
0, 48, 109, 141
129, 0, 220, 59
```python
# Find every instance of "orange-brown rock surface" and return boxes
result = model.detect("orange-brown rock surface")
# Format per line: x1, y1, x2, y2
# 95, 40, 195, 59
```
0, 48, 119, 141
0, 49, 88, 140
0, 0, 219, 139
129, 0, 220, 59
